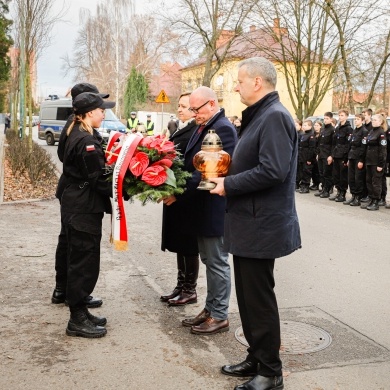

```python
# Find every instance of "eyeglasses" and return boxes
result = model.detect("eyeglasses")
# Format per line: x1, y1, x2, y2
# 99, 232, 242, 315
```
188, 100, 210, 114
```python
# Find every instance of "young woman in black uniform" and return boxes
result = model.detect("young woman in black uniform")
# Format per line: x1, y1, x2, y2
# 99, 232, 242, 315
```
61, 92, 115, 338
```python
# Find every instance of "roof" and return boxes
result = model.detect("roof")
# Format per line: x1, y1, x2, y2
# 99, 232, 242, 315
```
182, 24, 319, 71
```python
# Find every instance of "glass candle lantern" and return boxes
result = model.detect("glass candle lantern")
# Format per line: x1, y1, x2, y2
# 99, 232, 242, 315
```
193, 129, 231, 190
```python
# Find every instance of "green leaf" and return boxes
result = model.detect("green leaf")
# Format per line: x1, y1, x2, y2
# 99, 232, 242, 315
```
165, 168, 177, 188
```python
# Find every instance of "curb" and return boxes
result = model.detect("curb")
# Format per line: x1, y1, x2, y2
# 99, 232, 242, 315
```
0, 128, 5, 204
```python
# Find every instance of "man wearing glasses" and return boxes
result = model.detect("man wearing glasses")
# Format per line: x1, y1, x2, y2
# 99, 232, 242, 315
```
163, 86, 237, 335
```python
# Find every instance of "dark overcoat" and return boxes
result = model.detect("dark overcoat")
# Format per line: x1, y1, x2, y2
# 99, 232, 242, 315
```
224, 92, 301, 259
161, 120, 199, 254
182, 109, 237, 237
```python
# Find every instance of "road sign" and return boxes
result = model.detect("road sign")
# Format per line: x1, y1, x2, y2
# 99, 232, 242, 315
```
155, 89, 170, 104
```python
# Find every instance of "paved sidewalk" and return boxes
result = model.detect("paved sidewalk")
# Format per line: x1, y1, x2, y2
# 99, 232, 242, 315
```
1, 176, 390, 389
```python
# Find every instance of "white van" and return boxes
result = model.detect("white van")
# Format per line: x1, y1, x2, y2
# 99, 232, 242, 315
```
38, 99, 73, 145
38, 98, 126, 145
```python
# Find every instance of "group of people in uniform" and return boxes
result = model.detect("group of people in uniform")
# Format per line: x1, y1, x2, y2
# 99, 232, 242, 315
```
295, 108, 389, 211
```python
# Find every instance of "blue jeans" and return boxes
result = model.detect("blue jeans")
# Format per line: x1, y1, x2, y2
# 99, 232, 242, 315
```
197, 236, 231, 320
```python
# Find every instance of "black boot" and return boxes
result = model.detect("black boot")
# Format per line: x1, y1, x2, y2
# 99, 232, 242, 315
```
378, 197, 387, 207
343, 194, 356, 205
299, 185, 310, 194
335, 191, 346, 202
361, 198, 372, 209
52, 285, 66, 304
366, 199, 379, 210
329, 189, 340, 201
319, 189, 330, 198
350, 196, 361, 206
66, 306, 107, 338
160, 254, 185, 301
360, 196, 370, 203
314, 188, 324, 197
168, 255, 199, 306
85, 308, 107, 327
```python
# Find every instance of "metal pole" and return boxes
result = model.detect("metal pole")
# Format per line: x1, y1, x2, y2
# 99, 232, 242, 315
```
19, 7, 26, 139
161, 103, 164, 135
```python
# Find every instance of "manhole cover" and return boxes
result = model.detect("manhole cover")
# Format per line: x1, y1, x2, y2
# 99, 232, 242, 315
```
235, 321, 332, 354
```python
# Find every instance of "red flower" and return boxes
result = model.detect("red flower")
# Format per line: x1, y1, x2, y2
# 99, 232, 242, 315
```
141, 165, 168, 186
129, 152, 149, 176
152, 158, 173, 169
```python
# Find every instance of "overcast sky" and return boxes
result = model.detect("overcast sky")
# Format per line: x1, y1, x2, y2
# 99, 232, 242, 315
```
36, 0, 148, 98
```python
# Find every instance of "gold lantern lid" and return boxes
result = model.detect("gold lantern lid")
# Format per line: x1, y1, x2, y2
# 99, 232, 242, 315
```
201, 129, 222, 150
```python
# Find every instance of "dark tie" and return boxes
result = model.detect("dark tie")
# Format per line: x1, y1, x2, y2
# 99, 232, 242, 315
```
197, 125, 205, 134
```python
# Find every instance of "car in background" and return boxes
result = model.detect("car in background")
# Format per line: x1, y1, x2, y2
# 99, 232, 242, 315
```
98, 109, 126, 141
39, 99, 124, 145
38, 99, 73, 145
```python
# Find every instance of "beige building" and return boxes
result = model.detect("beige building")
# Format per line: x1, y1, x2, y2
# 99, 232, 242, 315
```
181, 22, 333, 119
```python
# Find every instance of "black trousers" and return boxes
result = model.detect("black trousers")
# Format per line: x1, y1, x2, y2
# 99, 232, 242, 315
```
62, 212, 103, 307
332, 158, 348, 192
311, 160, 320, 186
55, 221, 68, 287
298, 162, 313, 186
366, 166, 383, 200
348, 159, 365, 196
233, 256, 282, 377
318, 158, 333, 191
381, 172, 387, 198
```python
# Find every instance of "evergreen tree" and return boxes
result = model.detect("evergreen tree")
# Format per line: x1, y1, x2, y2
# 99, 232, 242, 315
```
0, 0, 13, 112
123, 66, 148, 118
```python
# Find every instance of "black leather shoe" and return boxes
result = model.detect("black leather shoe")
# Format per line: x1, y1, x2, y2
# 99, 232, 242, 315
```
65, 296, 103, 308
51, 287, 66, 304
360, 196, 370, 203
160, 287, 182, 302
234, 374, 284, 390
221, 360, 259, 377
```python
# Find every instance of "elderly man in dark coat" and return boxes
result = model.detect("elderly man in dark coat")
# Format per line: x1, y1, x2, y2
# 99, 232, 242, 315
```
211, 57, 301, 390
162, 86, 237, 335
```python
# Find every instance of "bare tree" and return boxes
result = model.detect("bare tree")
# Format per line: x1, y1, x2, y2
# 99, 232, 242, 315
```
321, 0, 390, 112
12, 0, 65, 141
63, 0, 134, 116
64, 1, 183, 116
158, 0, 259, 87
245, 0, 343, 118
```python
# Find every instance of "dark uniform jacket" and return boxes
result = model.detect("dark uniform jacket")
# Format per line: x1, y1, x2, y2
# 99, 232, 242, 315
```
385, 128, 390, 162
298, 129, 316, 163
318, 123, 335, 159
223, 91, 301, 259
161, 120, 198, 254
331, 121, 353, 161
61, 124, 112, 214
182, 109, 237, 237
348, 125, 368, 162
364, 127, 387, 167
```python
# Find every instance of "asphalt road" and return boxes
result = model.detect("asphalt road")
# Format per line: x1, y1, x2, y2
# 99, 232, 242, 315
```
1, 129, 389, 389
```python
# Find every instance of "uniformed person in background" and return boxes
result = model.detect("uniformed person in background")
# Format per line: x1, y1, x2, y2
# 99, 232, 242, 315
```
145, 114, 154, 135
328, 109, 353, 203
297, 119, 317, 194
127, 111, 139, 133
362, 113, 387, 211
343, 114, 368, 206
316, 112, 335, 198
61, 92, 115, 338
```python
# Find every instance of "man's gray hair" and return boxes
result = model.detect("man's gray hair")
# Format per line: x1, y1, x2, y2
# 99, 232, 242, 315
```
238, 57, 277, 88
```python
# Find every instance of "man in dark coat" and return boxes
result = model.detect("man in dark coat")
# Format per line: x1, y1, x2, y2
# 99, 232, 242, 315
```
211, 57, 301, 390
163, 86, 237, 335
